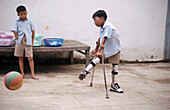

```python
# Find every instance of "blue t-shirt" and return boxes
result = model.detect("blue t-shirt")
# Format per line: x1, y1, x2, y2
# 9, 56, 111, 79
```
99, 21, 121, 57
11, 18, 36, 45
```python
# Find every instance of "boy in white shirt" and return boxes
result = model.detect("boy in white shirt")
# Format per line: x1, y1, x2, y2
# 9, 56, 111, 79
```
79, 10, 123, 93
11, 5, 39, 80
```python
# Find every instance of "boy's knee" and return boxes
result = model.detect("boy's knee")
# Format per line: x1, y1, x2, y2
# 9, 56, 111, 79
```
28, 57, 33, 62
19, 57, 24, 60
111, 71, 118, 75
91, 57, 100, 67
111, 64, 119, 75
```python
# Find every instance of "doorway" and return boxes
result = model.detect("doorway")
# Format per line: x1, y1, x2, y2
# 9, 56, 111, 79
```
164, 0, 170, 61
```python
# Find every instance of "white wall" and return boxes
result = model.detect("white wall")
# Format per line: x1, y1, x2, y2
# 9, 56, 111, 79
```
0, 0, 168, 61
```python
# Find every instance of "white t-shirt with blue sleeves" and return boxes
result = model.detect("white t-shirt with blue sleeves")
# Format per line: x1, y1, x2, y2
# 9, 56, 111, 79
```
99, 21, 121, 57
11, 18, 36, 46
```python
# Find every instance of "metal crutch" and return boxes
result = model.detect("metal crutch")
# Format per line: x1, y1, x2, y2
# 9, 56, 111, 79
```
102, 47, 109, 99
90, 67, 95, 87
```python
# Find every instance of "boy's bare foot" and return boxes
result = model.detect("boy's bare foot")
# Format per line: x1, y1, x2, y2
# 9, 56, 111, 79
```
32, 76, 39, 80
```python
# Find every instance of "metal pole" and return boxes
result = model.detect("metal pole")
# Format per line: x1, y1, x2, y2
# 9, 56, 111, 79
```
102, 47, 109, 99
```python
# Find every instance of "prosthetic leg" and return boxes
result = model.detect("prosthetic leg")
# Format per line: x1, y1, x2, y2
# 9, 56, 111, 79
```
110, 64, 123, 93
79, 57, 100, 80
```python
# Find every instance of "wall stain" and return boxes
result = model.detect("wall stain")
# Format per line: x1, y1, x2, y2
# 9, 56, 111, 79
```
45, 26, 49, 30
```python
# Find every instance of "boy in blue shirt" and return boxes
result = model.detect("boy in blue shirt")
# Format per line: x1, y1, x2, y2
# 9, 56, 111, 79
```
79, 10, 123, 93
11, 5, 39, 80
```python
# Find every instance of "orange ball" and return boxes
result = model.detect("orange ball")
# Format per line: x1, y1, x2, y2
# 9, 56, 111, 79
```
4, 71, 23, 90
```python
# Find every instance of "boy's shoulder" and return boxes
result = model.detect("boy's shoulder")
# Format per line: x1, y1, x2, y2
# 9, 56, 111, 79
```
102, 21, 115, 30
14, 18, 34, 27
26, 18, 33, 22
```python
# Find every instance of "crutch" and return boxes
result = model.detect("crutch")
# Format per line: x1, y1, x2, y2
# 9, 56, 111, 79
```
89, 47, 109, 98
90, 67, 95, 87
89, 55, 96, 87
102, 46, 109, 99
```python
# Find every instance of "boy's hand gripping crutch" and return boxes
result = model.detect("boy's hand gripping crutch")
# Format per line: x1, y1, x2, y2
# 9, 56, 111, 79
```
101, 46, 109, 99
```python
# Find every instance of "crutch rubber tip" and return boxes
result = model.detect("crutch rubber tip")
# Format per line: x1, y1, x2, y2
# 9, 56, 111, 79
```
90, 83, 92, 87
106, 94, 109, 99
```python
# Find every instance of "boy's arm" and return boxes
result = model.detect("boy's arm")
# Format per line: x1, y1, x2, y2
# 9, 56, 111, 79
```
95, 37, 107, 57
11, 21, 18, 40
98, 37, 107, 52
92, 37, 100, 55
30, 20, 36, 47
13, 31, 18, 40
95, 37, 100, 51
32, 30, 35, 47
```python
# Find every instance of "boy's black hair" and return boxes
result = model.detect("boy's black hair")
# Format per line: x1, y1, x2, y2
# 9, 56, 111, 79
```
92, 10, 107, 20
16, 5, 26, 14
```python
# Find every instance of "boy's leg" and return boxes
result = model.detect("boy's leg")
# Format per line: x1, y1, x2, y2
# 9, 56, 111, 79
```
28, 57, 39, 80
109, 52, 123, 93
19, 57, 24, 77
110, 64, 123, 93
111, 64, 117, 84
79, 57, 100, 80
14, 41, 25, 77
25, 44, 38, 80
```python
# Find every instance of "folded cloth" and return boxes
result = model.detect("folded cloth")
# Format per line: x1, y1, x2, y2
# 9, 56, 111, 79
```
0, 32, 14, 46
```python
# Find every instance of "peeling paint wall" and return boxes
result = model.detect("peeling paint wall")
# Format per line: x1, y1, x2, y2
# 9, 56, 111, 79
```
0, 0, 168, 61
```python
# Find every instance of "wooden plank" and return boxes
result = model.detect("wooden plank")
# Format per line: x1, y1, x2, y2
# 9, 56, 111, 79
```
0, 40, 90, 65
0, 40, 90, 52
76, 50, 85, 55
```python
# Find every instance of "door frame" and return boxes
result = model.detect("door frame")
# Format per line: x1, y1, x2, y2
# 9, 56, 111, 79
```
164, 0, 170, 61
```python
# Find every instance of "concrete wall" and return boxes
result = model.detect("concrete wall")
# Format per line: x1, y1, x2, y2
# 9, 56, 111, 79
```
0, 0, 168, 61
